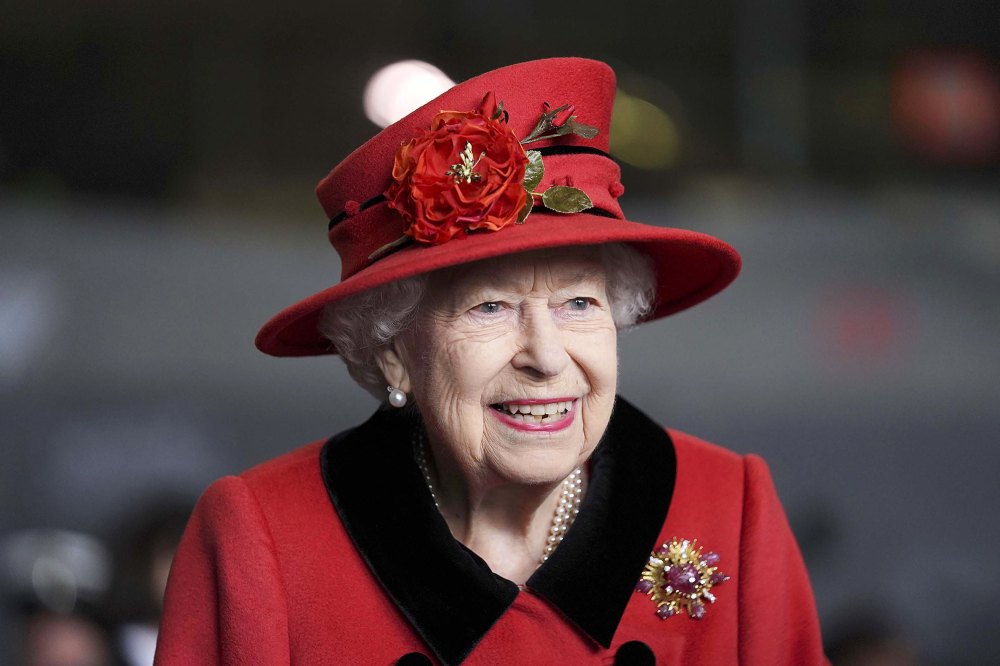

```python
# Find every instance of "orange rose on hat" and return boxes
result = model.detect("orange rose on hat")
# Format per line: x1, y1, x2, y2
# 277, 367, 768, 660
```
386, 100, 529, 245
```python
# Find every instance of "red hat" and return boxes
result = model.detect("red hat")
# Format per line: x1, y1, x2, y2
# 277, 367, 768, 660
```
256, 57, 741, 357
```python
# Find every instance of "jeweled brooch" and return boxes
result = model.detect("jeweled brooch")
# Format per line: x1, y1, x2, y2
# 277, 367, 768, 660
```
635, 537, 729, 620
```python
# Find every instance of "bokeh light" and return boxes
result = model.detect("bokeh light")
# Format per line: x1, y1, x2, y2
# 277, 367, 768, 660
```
363, 60, 455, 128
610, 89, 681, 169
892, 51, 1000, 165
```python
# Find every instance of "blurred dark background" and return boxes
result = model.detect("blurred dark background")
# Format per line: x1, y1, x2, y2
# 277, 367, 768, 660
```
2, 1, 998, 664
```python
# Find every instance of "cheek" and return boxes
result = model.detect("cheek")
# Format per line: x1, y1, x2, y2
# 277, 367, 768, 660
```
411, 331, 516, 466
450, 343, 505, 398
592, 331, 619, 384
575, 325, 619, 386
573, 326, 619, 434
412, 327, 513, 412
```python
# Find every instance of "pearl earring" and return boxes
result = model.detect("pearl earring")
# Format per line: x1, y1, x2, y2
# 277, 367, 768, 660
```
387, 386, 407, 408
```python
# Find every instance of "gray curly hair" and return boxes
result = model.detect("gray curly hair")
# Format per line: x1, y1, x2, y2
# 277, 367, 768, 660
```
319, 243, 657, 400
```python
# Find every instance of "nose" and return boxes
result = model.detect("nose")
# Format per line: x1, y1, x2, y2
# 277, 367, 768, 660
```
512, 306, 570, 378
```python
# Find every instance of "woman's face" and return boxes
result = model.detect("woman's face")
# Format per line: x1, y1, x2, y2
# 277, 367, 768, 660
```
393, 246, 618, 488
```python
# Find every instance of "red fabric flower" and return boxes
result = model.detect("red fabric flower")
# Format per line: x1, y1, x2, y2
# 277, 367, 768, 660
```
385, 105, 529, 245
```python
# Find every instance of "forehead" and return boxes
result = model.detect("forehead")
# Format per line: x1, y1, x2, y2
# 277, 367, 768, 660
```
428, 246, 606, 292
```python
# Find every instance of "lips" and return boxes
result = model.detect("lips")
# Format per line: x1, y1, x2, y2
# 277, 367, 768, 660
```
489, 398, 577, 429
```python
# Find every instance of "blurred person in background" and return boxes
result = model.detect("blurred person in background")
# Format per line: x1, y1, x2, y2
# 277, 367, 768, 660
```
106, 502, 190, 666
154, 58, 827, 664
1, 530, 116, 666
21, 604, 115, 666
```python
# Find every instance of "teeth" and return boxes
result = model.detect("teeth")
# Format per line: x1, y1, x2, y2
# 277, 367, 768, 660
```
497, 400, 575, 418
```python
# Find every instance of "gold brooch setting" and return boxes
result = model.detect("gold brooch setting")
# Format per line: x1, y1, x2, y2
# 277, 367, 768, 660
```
635, 537, 729, 620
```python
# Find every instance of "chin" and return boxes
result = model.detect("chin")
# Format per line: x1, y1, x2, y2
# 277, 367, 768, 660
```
494, 450, 584, 487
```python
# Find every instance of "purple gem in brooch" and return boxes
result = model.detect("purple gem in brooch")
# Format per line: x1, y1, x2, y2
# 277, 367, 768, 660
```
635, 537, 729, 620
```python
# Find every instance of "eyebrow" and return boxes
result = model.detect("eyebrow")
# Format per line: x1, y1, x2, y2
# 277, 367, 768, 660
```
557, 266, 607, 287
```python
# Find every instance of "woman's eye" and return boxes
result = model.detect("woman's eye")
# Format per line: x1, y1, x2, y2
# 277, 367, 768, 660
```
476, 302, 502, 314
567, 297, 591, 311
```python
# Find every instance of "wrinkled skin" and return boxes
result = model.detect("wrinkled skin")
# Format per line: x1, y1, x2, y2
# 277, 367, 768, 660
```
377, 247, 618, 582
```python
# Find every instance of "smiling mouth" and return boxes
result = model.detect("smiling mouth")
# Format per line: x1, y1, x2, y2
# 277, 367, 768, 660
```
490, 399, 576, 425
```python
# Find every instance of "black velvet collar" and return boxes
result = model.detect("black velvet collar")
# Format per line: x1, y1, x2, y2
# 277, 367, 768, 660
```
320, 397, 676, 666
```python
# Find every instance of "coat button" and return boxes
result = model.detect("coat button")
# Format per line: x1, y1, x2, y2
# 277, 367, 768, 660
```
614, 640, 655, 665
396, 653, 432, 666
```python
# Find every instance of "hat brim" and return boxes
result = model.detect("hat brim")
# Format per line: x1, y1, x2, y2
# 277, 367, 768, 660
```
255, 211, 741, 357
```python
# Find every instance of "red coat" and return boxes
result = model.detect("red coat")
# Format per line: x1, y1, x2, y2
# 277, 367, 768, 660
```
155, 399, 827, 665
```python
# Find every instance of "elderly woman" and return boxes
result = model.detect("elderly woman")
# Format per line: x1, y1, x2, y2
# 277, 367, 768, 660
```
155, 58, 827, 665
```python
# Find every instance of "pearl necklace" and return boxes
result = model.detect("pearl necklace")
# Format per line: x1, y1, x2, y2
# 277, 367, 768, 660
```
413, 428, 583, 565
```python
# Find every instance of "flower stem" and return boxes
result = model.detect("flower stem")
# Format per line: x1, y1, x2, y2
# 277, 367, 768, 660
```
367, 235, 411, 261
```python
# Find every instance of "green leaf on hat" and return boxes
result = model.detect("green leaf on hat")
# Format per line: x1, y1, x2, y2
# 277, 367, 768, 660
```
523, 150, 544, 193
566, 118, 599, 139
541, 186, 593, 214
516, 195, 533, 224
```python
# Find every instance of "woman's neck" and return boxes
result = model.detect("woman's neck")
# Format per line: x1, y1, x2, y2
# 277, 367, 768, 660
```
438, 479, 566, 585
417, 436, 584, 585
